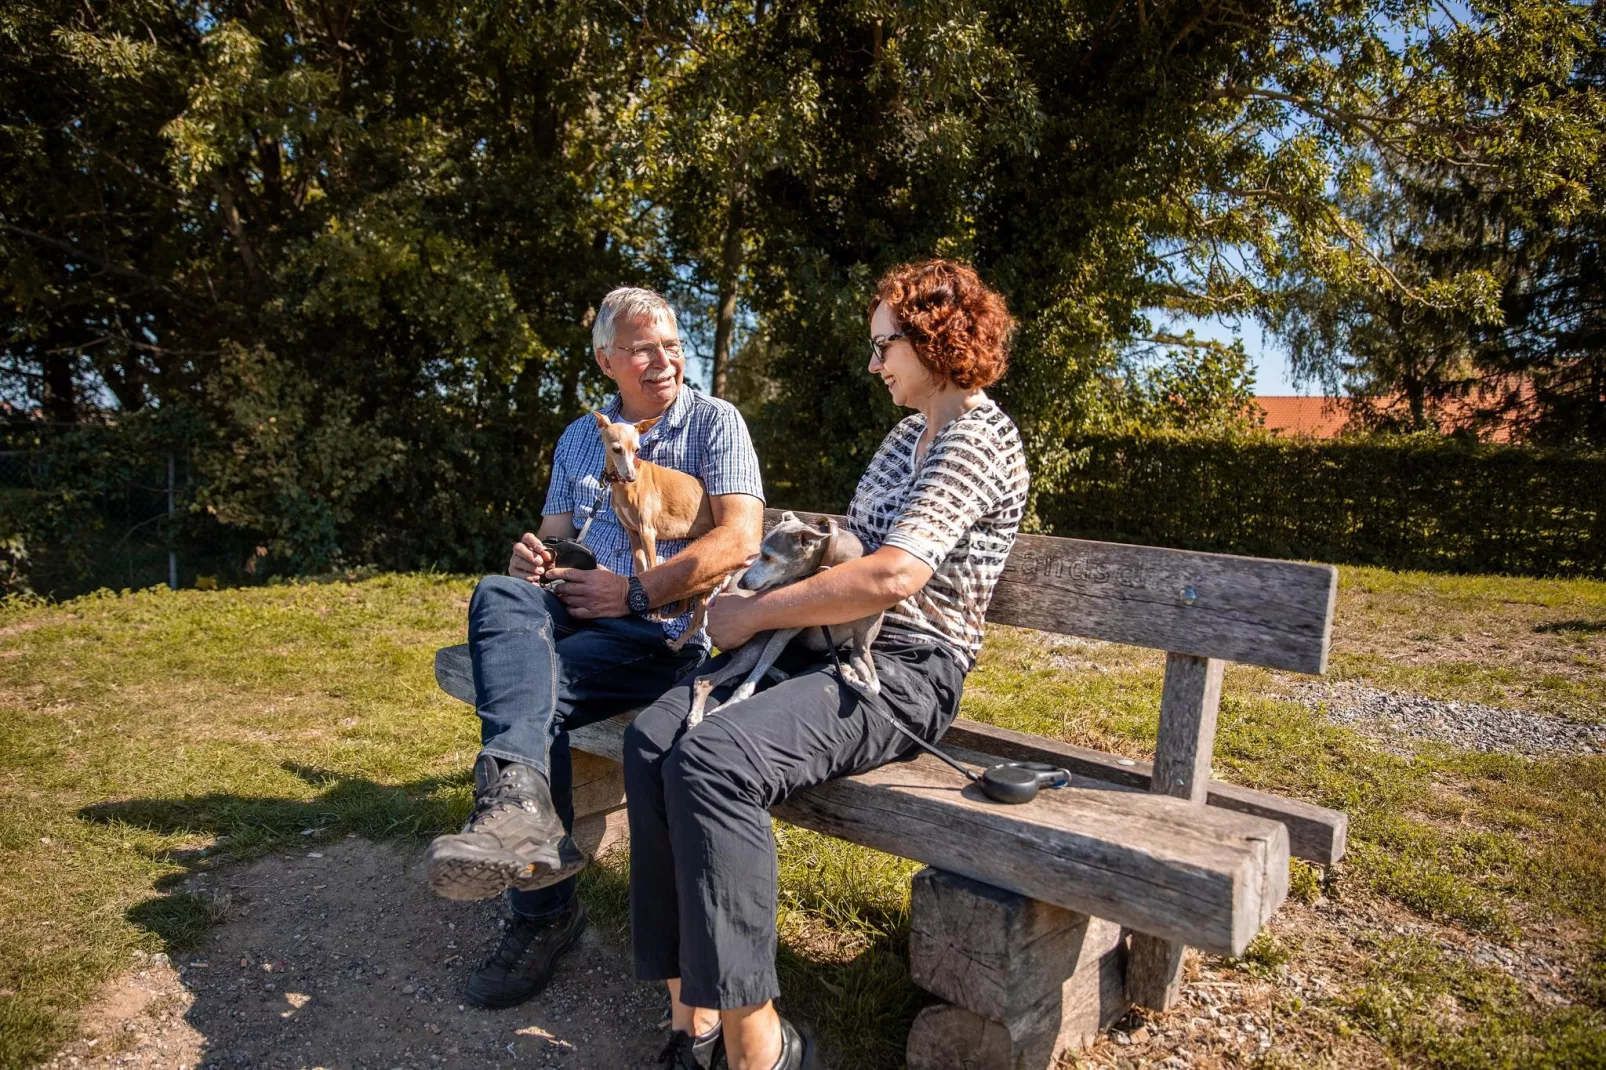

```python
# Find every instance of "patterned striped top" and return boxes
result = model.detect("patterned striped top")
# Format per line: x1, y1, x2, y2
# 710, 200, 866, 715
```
542, 386, 765, 646
846, 399, 1029, 668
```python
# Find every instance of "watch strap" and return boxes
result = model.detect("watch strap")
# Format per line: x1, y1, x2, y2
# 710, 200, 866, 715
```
627, 576, 650, 615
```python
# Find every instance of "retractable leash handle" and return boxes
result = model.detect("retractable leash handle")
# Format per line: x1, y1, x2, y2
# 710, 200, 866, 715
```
820, 629, 1070, 805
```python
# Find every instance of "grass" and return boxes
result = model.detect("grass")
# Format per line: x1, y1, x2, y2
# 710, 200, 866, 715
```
2, 566, 1605, 1068
1327, 566, 1606, 722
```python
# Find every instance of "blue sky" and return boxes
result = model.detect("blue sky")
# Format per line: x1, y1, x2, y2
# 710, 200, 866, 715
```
1172, 314, 1321, 397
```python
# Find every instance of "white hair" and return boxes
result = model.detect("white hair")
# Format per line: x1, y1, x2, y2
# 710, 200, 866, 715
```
592, 287, 678, 353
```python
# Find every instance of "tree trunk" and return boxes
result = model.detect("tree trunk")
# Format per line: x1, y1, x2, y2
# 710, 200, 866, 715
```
42, 352, 77, 423
1405, 375, 1426, 431
559, 347, 583, 423
710, 199, 743, 399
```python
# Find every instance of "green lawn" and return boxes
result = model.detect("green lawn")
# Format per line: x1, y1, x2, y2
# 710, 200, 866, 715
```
1, 566, 1604, 1069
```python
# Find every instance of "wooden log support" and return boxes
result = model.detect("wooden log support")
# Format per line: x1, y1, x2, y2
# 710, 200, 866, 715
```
906, 868, 1127, 1070
572, 807, 628, 859
1127, 652, 1224, 1011
570, 750, 628, 818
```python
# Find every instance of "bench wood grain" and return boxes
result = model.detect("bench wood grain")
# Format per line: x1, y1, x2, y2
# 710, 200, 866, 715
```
766, 509, 1337, 674
436, 648, 1285, 956
435, 645, 1347, 865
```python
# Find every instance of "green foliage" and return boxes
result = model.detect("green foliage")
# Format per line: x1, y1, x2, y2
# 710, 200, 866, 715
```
1273, 4, 1606, 447
1042, 431, 1606, 577
1, 0, 663, 585
3, 0, 1605, 577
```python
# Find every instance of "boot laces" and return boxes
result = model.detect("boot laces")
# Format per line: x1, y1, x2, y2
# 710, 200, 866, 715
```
486, 914, 546, 971
470, 772, 536, 822
656, 1030, 699, 1068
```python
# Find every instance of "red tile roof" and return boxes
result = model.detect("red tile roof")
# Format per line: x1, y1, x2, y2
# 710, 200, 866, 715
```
1254, 379, 1534, 441
1254, 396, 1350, 438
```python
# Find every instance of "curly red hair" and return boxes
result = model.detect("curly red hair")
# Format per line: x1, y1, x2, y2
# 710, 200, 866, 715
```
869, 259, 1014, 390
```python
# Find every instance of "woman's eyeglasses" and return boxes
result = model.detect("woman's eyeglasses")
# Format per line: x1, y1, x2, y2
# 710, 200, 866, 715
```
869, 332, 905, 364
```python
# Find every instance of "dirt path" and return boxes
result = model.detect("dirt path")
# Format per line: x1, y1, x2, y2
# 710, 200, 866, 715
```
45, 838, 673, 1070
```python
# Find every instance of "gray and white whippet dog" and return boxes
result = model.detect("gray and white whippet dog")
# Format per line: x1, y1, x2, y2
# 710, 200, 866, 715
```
684, 512, 884, 726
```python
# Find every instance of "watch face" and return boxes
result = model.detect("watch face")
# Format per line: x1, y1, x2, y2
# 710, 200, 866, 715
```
629, 580, 649, 613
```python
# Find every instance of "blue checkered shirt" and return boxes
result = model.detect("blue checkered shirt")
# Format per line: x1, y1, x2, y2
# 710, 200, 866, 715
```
542, 386, 765, 646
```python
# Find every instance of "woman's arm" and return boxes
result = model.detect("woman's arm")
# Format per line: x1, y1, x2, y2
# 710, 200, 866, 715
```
705, 544, 934, 650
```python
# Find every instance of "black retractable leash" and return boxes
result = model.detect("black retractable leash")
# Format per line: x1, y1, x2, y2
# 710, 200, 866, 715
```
540, 537, 599, 574
821, 628, 1071, 805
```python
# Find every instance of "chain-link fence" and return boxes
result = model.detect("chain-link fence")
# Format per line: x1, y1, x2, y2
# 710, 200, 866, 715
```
0, 420, 198, 597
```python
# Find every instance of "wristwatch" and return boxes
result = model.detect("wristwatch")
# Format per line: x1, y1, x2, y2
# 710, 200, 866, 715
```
627, 576, 651, 616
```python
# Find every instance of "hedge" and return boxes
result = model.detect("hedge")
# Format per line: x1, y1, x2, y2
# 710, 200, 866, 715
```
1039, 433, 1606, 578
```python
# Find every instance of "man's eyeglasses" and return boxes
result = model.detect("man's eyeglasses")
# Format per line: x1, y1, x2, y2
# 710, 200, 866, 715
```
611, 340, 684, 360
869, 332, 905, 364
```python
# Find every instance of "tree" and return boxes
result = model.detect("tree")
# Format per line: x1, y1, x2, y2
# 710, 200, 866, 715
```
4, 0, 1603, 587
1, 0, 679, 577
1268, 3, 1606, 445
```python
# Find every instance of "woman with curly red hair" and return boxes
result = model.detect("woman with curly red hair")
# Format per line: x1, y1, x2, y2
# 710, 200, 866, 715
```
622, 259, 1030, 1070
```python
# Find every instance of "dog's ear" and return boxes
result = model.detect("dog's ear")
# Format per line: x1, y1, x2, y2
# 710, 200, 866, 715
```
780, 510, 799, 524
592, 411, 611, 431
634, 417, 661, 435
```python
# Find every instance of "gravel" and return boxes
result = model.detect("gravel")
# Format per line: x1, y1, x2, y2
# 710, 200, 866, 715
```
46, 839, 676, 1070
1294, 681, 1606, 756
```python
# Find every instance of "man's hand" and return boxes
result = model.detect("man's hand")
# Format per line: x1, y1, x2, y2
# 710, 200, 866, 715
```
706, 585, 765, 651
509, 533, 556, 583
550, 565, 630, 619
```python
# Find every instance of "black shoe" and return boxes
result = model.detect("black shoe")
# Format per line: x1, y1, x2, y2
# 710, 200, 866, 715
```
656, 1022, 725, 1069
463, 901, 588, 1009
426, 757, 586, 901
774, 1016, 812, 1070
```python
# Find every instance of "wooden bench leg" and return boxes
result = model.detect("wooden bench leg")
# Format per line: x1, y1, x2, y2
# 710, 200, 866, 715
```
1127, 652, 1224, 1011
906, 868, 1127, 1070
570, 750, 630, 859
572, 807, 628, 858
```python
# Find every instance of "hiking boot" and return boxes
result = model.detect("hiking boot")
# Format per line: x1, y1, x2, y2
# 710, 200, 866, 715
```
656, 1022, 725, 1069
463, 901, 588, 1009
426, 756, 585, 901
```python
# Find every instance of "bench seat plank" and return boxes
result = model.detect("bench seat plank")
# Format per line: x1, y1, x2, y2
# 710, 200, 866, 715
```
435, 647, 1287, 956
939, 720, 1346, 865
435, 645, 1344, 865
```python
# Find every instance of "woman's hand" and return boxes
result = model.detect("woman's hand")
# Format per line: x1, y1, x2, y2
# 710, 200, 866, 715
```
706, 585, 767, 651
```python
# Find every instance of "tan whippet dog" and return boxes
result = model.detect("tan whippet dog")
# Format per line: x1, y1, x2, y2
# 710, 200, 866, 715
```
593, 412, 716, 640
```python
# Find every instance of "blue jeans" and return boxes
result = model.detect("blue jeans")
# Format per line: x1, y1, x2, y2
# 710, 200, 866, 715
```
468, 575, 705, 919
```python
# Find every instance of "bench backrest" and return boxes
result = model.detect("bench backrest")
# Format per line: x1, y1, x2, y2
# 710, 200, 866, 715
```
767, 509, 1337, 674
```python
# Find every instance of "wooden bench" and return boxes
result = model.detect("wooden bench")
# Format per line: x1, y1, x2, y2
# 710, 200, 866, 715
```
434, 509, 1345, 1068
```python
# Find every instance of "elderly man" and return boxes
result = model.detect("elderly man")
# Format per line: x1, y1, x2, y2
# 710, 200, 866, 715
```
426, 288, 764, 1027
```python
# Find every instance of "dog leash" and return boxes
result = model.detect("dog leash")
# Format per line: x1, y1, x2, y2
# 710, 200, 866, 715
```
574, 477, 615, 545
819, 627, 1073, 805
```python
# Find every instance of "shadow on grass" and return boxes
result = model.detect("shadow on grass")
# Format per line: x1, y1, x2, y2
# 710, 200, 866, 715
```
1534, 619, 1606, 634
78, 762, 469, 953
76, 768, 918, 1070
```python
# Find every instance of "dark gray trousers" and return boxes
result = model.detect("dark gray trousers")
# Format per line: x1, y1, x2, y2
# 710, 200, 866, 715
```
622, 630, 965, 1009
